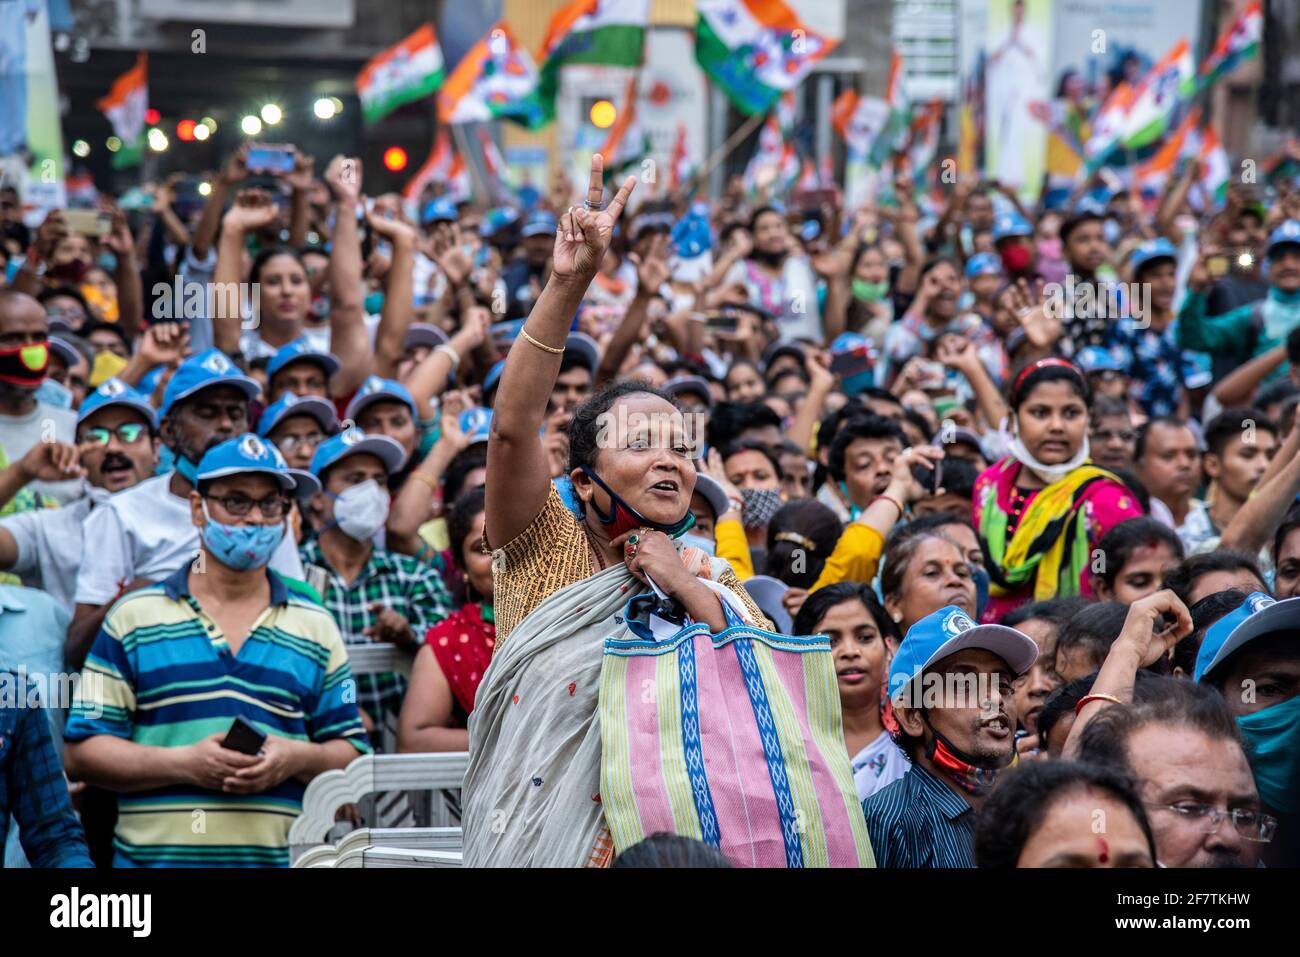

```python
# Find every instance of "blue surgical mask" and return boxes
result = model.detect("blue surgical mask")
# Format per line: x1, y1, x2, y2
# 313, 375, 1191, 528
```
1103, 218, 1121, 246
1236, 695, 1300, 813
201, 502, 284, 571
34, 378, 73, 410
680, 532, 716, 556
174, 453, 200, 484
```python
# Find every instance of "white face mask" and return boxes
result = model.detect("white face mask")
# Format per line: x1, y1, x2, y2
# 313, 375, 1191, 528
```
1008, 424, 1091, 485
332, 479, 390, 541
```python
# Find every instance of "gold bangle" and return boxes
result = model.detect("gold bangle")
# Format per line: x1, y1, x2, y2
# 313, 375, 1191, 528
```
520, 327, 564, 355
410, 471, 441, 493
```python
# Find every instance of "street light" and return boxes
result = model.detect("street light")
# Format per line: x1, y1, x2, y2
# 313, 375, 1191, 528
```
148, 128, 169, 152
383, 146, 408, 172
590, 100, 617, 129
106, 136, 122, 152
72, 139, 90, 158
198, 182, 212, 197
261, 104, 282, 126
200, 117, 218, 134
314, 98, 336, 120
240, 115, 263, 136
193, 123, 210, 141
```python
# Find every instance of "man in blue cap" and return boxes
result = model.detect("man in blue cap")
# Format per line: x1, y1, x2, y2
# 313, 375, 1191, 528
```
1194, 592, 1300, 866
345, 375, 419, 477
1180, 219, 1300, 374
502, 210, 556, 319
861, 604, 1038, 867
991, 210, 1036, 281
300, 428, 450, 748
258, 391, 339, 472
64, 433, 368, 868
0, 378, 157, 611
264, 336, 341, 404
70, 349, 304, 670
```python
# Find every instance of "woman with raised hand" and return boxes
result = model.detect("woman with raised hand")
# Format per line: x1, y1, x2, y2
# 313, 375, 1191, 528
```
464, 156, 873, 869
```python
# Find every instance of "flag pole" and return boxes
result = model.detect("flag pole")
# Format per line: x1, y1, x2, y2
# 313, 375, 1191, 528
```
685, 108, 766, 199
451, 122, 489, 206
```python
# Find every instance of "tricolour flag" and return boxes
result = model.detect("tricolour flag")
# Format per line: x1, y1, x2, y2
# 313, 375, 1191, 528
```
1084, 80, 1136, 170
743, 91, 796, 194
1133, 108, 1199, 204
476, 127, 516, 203
438, 22, 541, 126
530, 0, 649, 126
1192, 124, 1230, 211
906, 98, 945, 177
832, 88, 890, 165
1119, 39, 1197, 151
1200, 0, 1262, 87
597, 75, 652, 177
871, 50, 912, 167
357, 24, 446, 125
97, 53, 148, 170
403, 128, 470, 206
669, 123, 695, 192
696, 0, 838, 116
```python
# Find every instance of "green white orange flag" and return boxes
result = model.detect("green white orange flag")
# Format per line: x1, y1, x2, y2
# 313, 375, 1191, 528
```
357, 23, 446, 124
1119, 38, 1197, 151
97, 53, 148, 170
1084, 80, 1137, 170
404, 127, 470, 206
529, 0, 649, 127
696, 0, 837, 116
1192, 124, 1230, 211
1133, 107, 1199, 202
438, 22, 541, 127
1200, 0, 1262, 88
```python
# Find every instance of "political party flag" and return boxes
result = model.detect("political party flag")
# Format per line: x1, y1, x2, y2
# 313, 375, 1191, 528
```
404, 128, 470, 206
528, 0, 649, 127
871, 50, 912, 167
597, 75, 652, 178
1084, 80, 1136, 170
97, 53, 147, 170
357, 23, 445, 124
906, 98, 945, 176
743, 91, 797, 195
476, 127, 515, 202
1133, 107, 1199, 203
696, 0, 837, 116
1192, 124, 1230, 211
438, 22, 541, 127
1200, 0, 1262, 88
1119, 38, 1197, 151
832, 89, 889, 163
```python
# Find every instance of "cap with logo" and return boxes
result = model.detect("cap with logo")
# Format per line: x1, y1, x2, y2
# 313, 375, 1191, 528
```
992, 212, 1033, 243
1194, 592, 1297, 683
196, 432, 320, 497
344, 375, 417, 422
310, 427, 407, 478
266, 337, 341, 381
257, 391, 339, 438
459, 406, 492, 447
421, 197, 458, 226
1076, 345, 1127, 374
160, 349, 261, 417
77, 377, 158, 429
965, 252, 1003, 278
887, 605, 1039, 705
521, 210, 558, 238
1128, 237, 1178, 277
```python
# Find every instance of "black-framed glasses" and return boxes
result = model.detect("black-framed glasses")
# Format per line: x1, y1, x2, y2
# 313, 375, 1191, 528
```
205, 492, 290, 519
1145, 802, 1277, 843
275, 432, 325, 452
79, 423, 148, 447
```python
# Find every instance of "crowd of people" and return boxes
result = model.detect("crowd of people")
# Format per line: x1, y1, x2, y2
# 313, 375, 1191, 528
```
0, 124, 1297, 869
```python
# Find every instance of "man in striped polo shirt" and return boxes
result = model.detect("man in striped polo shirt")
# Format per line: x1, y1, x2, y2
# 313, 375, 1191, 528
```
63, 433, 369, 867
863, 605, 1038, 867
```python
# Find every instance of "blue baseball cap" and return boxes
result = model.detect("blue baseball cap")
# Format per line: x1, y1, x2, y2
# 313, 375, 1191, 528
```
344, 375, 417, 422
257, 392, 338, 438
459, 406, 492, 447
480, 206, 519, 239
1129, 238, 1177, 277
77, 377, 158, 429
1266, 219, 1300, 258
887, 605, 1039, 706
671, 207, 712, 259
161, 349, 260, 417
1076, 345, 1127, 374
521, 210, 557, 238
483, 358, 506, 401
965, 252, 1003, 278
310, 427, 407, 478
404, 323, 449, 351
266, 337, 341, 381
992, 212, 1033, 243
1194, 592, 1297, 683
196, 432, 320, 497
421, 197, 458, 225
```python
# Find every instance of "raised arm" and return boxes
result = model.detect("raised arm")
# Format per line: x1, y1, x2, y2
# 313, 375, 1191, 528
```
485, 155, 636, 548
1221, 420, 1300, 556
367, 205, 420, 381
104, 209, 143, 341
1212, 343, 1286, 409
193, 146, 248, 262
285, 152, 315, 249
211, 189, 278, 354
322, 156, 371, 397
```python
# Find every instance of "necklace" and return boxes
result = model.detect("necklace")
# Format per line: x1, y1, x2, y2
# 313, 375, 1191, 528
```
584, 525, 608, 572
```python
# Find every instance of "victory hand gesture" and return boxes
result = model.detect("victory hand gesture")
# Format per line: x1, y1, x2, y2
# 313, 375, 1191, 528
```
551, 154, 636, 283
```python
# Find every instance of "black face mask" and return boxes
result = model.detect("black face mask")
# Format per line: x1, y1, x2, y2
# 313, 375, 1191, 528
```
48, 259, 89, 283
0, 341, 48, 389
752, 249, 786, 269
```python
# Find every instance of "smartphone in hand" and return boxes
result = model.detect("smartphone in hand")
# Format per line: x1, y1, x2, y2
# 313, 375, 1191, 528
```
221, 716, 267, 756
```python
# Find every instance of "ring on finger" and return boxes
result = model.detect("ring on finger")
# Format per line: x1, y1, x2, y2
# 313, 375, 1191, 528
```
585, 199, 604, 211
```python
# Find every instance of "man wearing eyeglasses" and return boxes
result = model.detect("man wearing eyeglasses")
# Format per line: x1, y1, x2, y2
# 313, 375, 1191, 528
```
1071, 590, 1271, 868
69, 349, 305, 672
0, 378, 157, 612
63, 434, 369, 867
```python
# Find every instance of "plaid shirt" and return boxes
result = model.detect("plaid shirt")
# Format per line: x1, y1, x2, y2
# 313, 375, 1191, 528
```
1, 674, 93, 867
299, 539, 450, 740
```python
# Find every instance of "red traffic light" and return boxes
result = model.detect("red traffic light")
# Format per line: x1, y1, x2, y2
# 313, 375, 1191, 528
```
144, 108, 161, 125
176, 119, 197, 142
383, 146, 408, 172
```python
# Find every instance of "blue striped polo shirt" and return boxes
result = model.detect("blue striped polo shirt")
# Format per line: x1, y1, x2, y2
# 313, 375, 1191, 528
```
65, 565, 371, 867
861, 761, 978, 868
